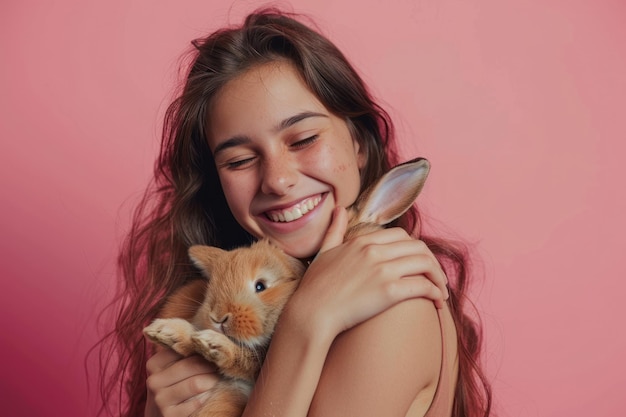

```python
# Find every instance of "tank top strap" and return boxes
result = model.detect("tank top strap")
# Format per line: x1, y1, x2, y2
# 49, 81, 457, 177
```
424, 308, 454, 416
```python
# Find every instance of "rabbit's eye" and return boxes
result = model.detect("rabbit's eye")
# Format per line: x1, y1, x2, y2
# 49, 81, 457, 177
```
255, 280, 267, 293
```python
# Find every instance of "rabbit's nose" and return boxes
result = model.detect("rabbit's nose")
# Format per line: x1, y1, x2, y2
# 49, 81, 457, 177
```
210, 313, 231, 333
214, 313, 230, 324
219, 313, 231, 331
220, 313, 232, 334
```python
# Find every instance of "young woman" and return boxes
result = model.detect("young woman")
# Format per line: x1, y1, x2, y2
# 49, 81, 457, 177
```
98, 9, 491, 417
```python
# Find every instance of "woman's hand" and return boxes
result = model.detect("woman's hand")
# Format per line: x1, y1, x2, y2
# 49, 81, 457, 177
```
290, 206, 449, 339
144, 347, 219, 417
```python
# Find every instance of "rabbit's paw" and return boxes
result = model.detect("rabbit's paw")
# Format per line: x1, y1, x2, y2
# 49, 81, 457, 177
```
143, 318, 196, 356
192, 329, 235, 368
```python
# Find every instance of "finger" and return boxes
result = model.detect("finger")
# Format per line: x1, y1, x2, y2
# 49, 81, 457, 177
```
397, 254, 448, 301
146, 347, 183, 376
391, 264, 449, 308
383, 276, 446, 309
318, 206, 348, 253
408, 241, 450, 300
369, 251, 449, 304
400, 250, 449, 300
362, 239, 450, 300
147, 355, 217, 390
167, 391, 211, 417
153, 373, 218, 410
418, 262, 449, 302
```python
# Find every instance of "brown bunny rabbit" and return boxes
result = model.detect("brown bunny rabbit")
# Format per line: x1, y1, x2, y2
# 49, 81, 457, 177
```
143, 239, 305, 416
143, 157, 430, 417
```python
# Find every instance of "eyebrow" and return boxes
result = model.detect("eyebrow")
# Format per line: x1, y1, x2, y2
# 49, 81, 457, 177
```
277, 111, 328, 131
212, 111, 328, 156
213, 135, 251, 157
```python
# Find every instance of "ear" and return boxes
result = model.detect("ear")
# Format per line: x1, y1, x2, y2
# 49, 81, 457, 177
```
356, 140, 367, 170
354, 158, 430, 226
188, 245, 226, 277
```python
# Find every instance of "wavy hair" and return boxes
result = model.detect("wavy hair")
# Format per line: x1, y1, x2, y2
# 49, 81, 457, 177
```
95, 8, 491, 417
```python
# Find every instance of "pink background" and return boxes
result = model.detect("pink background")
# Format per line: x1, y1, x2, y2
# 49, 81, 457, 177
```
1, 0, 624, 415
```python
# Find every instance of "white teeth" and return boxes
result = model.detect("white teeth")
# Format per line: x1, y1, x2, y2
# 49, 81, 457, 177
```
267, 196, 322, 223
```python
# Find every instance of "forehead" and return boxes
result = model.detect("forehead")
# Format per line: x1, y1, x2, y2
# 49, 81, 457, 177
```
207, 61, 328, 142
216, 60, 312, 99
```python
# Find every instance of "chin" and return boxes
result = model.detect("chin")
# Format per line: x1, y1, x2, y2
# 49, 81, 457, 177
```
272, 237, 322, 261
286, 248, 318, 261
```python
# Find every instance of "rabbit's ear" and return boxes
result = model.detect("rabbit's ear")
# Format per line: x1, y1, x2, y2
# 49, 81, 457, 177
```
354, 158, 430, 226
188, 245, 226, 277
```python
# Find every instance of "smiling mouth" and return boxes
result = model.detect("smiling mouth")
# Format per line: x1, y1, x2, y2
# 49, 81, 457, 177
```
265, 195, 323, 223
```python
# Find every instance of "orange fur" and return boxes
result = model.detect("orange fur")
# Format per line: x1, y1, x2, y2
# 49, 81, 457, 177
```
143, 239, 305, 417
159, 279, 207, 320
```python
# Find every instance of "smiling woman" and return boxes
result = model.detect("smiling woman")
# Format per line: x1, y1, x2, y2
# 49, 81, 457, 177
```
97, 8, 491, 417
208, 62, 364, 259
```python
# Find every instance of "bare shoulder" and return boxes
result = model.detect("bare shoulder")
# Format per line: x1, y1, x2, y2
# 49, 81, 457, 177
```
309, 298, 444, 417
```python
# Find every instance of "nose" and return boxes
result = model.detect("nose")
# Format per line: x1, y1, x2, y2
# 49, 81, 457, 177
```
261, 155, 298, 196
211, 313, 231, 333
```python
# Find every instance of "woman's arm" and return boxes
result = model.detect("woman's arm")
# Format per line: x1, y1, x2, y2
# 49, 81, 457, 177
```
242, 207, 448, 417
309, 298, 442, 416
245, 298, 442, 417
241, 303, 335, 417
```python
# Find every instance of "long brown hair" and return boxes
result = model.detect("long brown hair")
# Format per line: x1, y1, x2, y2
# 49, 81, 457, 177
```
95, 8, 491, 417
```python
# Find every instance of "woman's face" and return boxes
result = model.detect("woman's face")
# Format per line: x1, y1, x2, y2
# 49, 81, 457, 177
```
207, 61, 365, 259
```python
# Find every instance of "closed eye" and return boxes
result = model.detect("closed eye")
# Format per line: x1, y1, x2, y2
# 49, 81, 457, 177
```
291, 135, 319, 149
225, 157, 257, 169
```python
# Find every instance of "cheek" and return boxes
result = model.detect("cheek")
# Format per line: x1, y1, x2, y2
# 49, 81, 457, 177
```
311, 131, 360, 172
337, 165, 362, 206
306, 145, 362, 204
